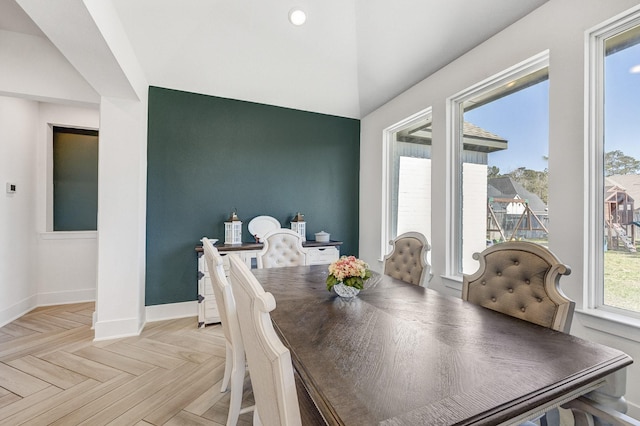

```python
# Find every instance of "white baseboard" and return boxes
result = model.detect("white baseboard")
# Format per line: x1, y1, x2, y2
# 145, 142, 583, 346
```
92, 302, 198, 341
628, 400, 640, 420
93, 316, 144, 341
2, 296, 197, 340
145, 301, 198, 323
37, 288, 96, 307
0, 295, 38, 328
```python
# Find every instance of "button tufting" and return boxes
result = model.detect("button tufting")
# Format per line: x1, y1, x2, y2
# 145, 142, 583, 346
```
491, 297, 496, 302
497, 271, 502, 276
508, 288, 513, 293
521, 307, 526, 312
514, 260, 519, 265
525, 279, 530, 284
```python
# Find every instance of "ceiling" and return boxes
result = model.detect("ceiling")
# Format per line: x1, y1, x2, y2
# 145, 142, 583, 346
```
1, 0, 548, 118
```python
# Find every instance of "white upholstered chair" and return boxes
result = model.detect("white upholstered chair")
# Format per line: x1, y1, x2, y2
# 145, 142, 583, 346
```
202, 238, 253, 425
383, 232, 432, 286
256, 228, 308, 269
462, 241, 574, 333
227, 254, 302, 426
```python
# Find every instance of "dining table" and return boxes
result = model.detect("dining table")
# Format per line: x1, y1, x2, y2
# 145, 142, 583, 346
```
250, 264, 633, 426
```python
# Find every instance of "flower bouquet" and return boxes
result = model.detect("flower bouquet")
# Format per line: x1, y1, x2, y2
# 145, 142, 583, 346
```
326, 255, 372, 295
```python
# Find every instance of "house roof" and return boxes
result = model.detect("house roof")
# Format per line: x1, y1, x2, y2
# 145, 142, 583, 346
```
606, 175, 640, 207
463, 122, 507, 142
397, 121, 508, 152
462, 122, 509, 153
488, 176, 547, 213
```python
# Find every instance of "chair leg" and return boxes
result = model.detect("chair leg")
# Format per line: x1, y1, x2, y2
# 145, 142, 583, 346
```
221, 343, 232, 392
226, 350, 247, 426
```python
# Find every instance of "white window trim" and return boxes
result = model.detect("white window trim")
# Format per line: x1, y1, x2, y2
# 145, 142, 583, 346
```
583, 5, 640, 335
445, 51, 550, 289
381, 107, 432, 261
40, 231, 97, 240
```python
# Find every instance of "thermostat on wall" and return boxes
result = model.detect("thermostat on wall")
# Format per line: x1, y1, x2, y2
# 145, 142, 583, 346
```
6, 183, 16, 193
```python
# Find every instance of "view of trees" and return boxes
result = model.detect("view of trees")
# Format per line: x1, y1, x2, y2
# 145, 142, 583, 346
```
605, 150, 640, 176
487, 151, 640, 205
488, 164, 548, 204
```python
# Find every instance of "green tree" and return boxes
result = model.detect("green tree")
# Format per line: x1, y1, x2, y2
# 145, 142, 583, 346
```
605, 150, 640, 176
507, 167, 548, 204
487, 165, 501, 179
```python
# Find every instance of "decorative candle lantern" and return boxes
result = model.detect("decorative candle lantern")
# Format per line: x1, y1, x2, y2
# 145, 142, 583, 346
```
290, 212, 306, 241
224, 211, 243, 245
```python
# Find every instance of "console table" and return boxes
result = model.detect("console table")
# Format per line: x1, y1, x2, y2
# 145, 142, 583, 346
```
195, 239, 342, 327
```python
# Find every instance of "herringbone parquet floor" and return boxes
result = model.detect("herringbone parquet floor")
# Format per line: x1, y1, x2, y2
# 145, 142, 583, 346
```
0, 302, 255, 425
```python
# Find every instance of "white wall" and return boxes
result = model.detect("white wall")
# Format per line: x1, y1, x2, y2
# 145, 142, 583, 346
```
35, 103, 100, 306
360, 0, 640, 416
0, 96, 38, 325
0, 29, 99, 104
0, 0, 102, 325
5, 1, 150, 340
93, 96, 148, 341
0, 97, 100, 326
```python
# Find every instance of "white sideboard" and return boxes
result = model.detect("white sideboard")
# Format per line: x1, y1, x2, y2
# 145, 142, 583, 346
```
196, 239, 342, 327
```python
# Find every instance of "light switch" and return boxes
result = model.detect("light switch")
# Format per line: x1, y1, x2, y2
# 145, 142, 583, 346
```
6, 183, 16, 193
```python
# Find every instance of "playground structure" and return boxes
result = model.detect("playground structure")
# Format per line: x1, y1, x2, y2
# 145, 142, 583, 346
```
486, 197, 548, 243
605, 185, 637, 252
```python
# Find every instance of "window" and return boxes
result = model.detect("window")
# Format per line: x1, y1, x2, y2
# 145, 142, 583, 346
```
52, 126, 99, 231
449, 52, 549, 276
382, 108, 432, 259
587, 9, 640, 317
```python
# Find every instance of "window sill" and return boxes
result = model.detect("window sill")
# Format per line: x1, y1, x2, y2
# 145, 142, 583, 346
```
40, 231, 97, 240
441, 275, 463, 292
575, 308, 640, 344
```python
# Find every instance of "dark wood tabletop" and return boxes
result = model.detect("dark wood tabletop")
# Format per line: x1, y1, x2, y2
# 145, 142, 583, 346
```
251, 265, 633, 426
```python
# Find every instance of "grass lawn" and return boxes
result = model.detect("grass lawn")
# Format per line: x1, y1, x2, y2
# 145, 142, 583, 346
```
604, 249, 640, 312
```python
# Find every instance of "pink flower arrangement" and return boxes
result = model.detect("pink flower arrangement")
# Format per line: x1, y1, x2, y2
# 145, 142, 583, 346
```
326, 255, 372, 291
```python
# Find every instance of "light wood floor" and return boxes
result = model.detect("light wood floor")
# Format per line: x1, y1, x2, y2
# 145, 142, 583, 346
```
0, 302, 255, 425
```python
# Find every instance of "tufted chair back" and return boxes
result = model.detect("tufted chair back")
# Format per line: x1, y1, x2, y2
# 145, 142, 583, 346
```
462, 241, 574, 333
383, 232, 431, 286
257, 228, 308, 269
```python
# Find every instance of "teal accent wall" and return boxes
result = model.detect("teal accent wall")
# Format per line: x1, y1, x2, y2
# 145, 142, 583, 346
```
146, 86, 361, 306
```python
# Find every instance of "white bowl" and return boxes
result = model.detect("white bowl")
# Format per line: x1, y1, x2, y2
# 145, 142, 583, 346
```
315, 231, 330, 242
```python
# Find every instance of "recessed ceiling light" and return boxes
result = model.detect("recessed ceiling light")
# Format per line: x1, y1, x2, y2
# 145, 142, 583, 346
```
630, 64, 640, 74
289, 8, 306, 26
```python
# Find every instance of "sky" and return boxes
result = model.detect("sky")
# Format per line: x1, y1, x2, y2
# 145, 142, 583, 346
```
604, 41, 640, 160
464, 41, 640, 174
465, 80, 549, 173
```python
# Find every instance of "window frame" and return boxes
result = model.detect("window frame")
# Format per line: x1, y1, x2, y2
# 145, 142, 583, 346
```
445, 51, 550, 286
585, 6, 640, 327
381, 107, 432, 261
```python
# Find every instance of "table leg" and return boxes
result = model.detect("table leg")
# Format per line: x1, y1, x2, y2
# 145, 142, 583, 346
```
564, 369, 640, 426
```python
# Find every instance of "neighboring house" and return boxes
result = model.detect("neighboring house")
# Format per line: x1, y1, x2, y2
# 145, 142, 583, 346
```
487, 176, 548, 241
607, 174, 640, 223
605, 175, 638, 251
